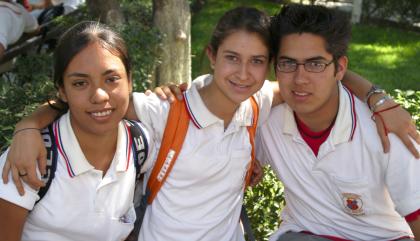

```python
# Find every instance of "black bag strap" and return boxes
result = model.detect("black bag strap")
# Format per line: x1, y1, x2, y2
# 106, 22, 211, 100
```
36, 120, 148, 204
36, 124, 57, 203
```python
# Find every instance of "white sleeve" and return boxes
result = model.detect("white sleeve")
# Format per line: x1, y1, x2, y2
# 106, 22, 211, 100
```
0, 10, 13, 49
253, 80, 274, 126
0, 149, 40, 210
20, 5, 38, 33
255, 128, 270, 167
132, 92, 170, 171
385, 136, 420, 217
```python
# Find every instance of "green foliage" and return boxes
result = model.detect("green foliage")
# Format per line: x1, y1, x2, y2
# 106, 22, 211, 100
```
0, 1, 161, 149
244, 166, 284, 241
392, 89, 420, 127
362, 0, 420, 24
0, 54, 55, 149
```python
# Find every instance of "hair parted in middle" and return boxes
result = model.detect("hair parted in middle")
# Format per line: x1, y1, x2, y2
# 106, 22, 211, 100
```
209, 6, 273, 60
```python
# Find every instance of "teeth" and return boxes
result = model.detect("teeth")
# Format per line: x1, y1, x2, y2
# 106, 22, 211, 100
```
229, 80, 249, 88
91, 110, 112, 117
294, 91, 309, 96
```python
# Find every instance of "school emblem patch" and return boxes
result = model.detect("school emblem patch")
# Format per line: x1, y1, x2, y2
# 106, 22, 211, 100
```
342, 193, 364, 215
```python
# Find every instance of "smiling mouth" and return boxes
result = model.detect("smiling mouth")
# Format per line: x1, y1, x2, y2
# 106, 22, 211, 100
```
229, 80, 251, 89
293, 91, 310, 97
90, 109, 113, 117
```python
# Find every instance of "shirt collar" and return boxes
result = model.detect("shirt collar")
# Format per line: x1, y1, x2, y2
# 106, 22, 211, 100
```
282, 82, 357, 145
54, 113, 131, 177
184, 74, 253, 129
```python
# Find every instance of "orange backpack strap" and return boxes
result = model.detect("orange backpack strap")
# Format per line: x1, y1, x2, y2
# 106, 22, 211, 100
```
244, 96, 259, 188
146, 98, 190, 204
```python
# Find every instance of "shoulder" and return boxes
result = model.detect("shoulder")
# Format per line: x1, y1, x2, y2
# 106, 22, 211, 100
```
253, 80, 274, 125
0, 150, 39, 210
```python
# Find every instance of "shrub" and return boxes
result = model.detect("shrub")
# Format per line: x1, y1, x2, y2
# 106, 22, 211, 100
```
0, 1, 161, 149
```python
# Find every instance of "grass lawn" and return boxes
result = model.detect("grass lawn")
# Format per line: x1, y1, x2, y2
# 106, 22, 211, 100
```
191, 0, 420, 92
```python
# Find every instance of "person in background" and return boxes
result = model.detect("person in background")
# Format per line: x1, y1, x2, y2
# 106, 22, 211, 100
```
0, 0, 38, 58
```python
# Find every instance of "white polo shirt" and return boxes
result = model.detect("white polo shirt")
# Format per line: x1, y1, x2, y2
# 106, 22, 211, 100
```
257, 82, 420, 241
133, 74, 273, 241
0, 1, 38, 49
0, 112, 155, 241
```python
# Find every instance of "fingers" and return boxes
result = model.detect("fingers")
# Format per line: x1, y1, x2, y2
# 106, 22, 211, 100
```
153, 87, 169, 101
408, 124, 420, 145
11, 166, 25, 196
2, 160, 11, 184
168, 85, 184, 101
250, 160, 263, 187
25, 166, 45, 190
144, 89, 153, 96
38, 149, 48, 176
374, 117, 390, 153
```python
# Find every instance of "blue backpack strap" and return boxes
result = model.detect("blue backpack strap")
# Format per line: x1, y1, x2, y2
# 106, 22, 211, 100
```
124, 119, 150, 241
36, 124, 58, 204
125, 120, 149, 178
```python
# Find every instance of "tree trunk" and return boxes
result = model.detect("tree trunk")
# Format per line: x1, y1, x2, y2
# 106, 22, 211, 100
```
152, 0, 191, 86
86, 0, 124, 25
352, 0, 363, 23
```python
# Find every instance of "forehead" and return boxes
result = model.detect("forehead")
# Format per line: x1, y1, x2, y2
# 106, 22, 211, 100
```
278, 33, 332, 60
218, 30, 269, 55
65, 42, 125, 73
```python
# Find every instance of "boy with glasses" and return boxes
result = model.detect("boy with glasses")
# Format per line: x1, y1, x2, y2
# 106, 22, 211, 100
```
257, 4, 420, 240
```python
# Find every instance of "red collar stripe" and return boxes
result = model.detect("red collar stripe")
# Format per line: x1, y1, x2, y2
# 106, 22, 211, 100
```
54, 122, 75, 177
183, 92, 201, 129
124, 123, 133, 171
343, 86, 357, 140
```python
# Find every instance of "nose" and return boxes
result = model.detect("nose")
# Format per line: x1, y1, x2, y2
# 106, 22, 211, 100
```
238, 62, 249, 81
90, 87, 109, 104
293, 64, 309, 85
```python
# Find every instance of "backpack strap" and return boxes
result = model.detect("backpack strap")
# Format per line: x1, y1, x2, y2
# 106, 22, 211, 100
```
125, 120, 149, 180
36, 121, 148, 204
36, 124, 57, 204
244, 96, 259, 188
146, 98, 190, 204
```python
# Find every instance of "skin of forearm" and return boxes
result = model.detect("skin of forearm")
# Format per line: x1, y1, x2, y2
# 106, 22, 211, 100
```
341, 70, 373, 100
16, 103, 59, 130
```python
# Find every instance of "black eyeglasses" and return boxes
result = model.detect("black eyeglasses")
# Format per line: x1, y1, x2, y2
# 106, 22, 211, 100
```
276, 59, 335, 73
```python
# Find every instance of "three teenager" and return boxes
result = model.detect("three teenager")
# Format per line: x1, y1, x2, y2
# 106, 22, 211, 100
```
1, 3, 419, 241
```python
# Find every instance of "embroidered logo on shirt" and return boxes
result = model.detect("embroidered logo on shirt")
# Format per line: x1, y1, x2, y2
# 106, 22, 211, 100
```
342, 193, 365, 215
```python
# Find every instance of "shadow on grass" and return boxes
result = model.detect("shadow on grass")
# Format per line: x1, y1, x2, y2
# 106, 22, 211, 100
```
349, 24, 420, 91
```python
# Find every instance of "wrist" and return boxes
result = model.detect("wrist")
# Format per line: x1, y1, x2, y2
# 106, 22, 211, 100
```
370, 95, 396, 112
15, 118, 42, 131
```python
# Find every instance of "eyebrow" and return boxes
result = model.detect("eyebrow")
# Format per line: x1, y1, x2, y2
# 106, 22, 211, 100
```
278, 56, 329, 61
223, 50, 268, 59
66, 69, 119, 78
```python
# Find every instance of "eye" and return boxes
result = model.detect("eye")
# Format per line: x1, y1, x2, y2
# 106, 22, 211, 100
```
105, 75, 121, 83
251, 58, 265, 65
307, 61, 325, 68
225, 54, 239, 62
72, 80, 87, 88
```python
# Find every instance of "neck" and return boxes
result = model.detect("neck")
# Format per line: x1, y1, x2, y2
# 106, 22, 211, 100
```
198, 83, 239, 129
71, 121, 118, 173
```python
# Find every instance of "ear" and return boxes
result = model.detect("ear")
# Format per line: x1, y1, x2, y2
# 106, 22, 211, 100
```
206, 45, 216, 69
58, 86, 68, 103
335, 56, 348, 81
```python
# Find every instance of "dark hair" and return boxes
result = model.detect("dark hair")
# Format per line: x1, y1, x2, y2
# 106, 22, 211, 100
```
209, 7, 272, 59
270, 4, 351, 67
51, 21, 131, 112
